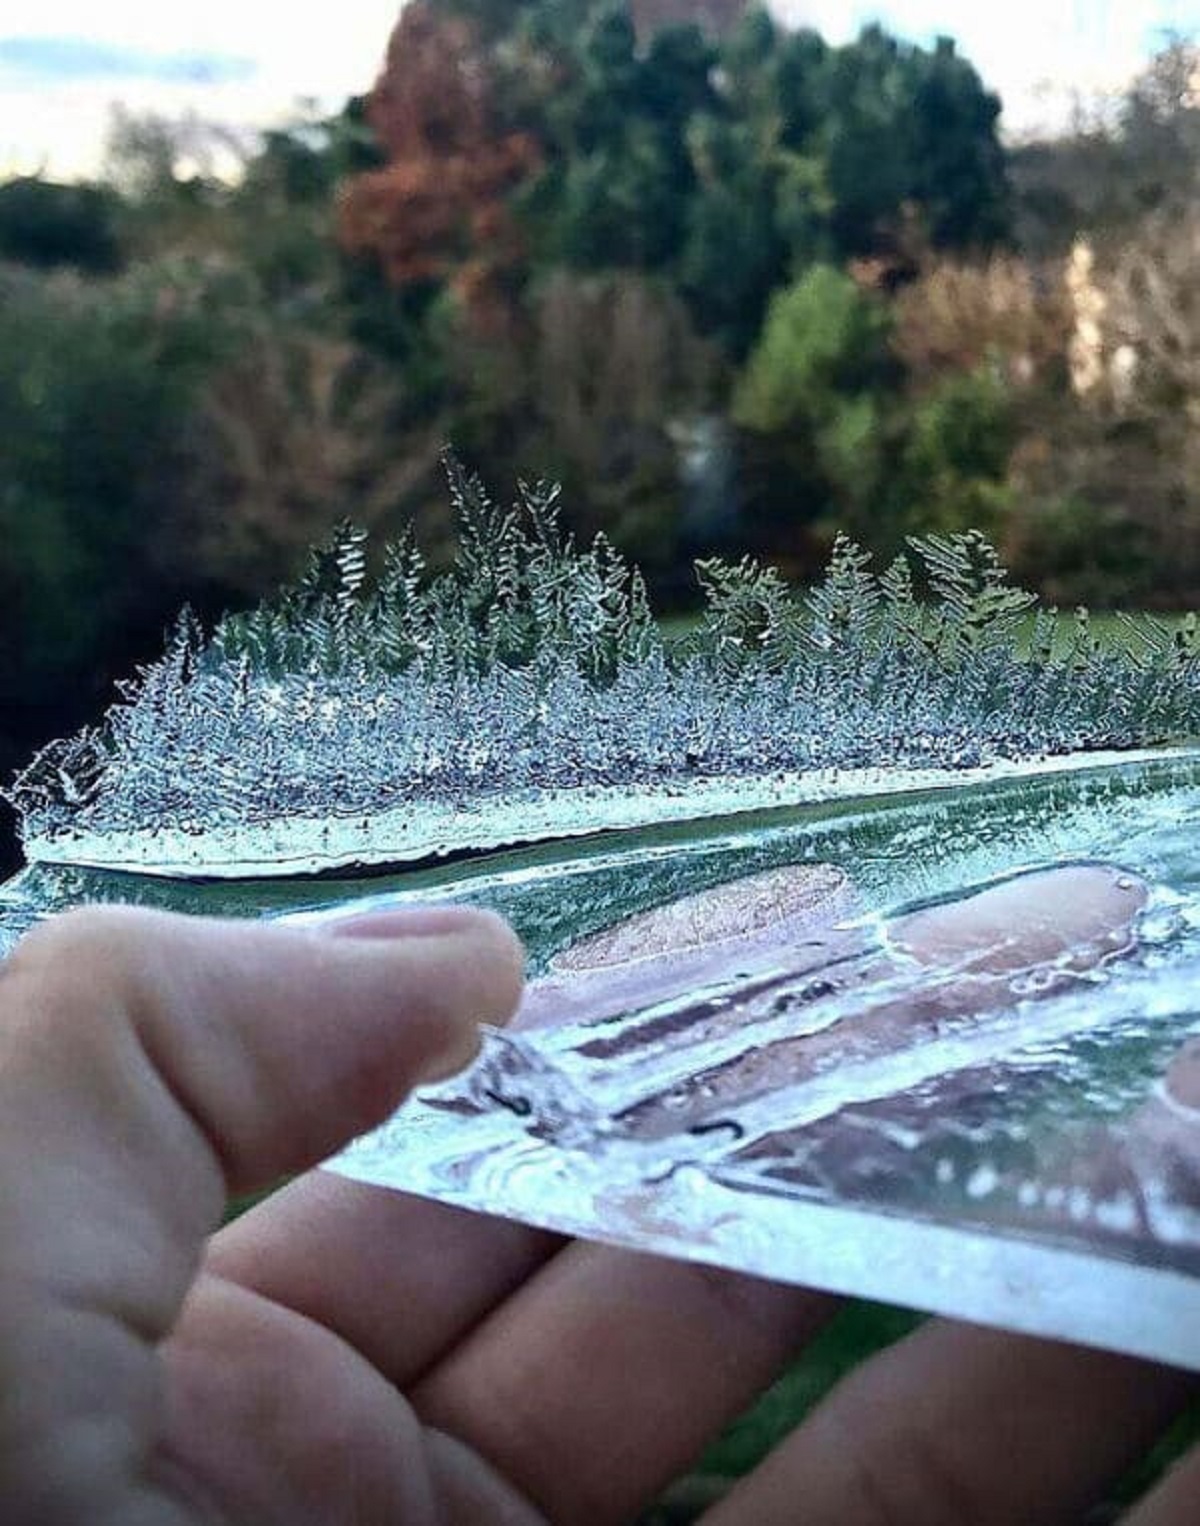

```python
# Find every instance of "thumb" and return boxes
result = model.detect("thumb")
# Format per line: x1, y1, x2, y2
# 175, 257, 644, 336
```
1, 900, 523, 1235
0, 902, 522, 1523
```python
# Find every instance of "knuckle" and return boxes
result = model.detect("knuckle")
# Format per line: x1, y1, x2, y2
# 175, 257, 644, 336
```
833, 1382, 984, 1526
4, 906, 152, 1031
15, 904, 137, 966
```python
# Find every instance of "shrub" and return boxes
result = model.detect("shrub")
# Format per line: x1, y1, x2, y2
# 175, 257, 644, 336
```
0, 176, 123, 274
0, 258, 248, 709
894, 367, 1017, 538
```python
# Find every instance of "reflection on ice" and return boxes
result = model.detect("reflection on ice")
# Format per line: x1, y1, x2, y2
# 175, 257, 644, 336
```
7, 749, 1200, 1367
318, 802, 1200, 1368
401, 864, 1146, 1154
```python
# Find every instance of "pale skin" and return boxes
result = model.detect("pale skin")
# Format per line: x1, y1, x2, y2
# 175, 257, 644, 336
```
1, 892, 1199, 1525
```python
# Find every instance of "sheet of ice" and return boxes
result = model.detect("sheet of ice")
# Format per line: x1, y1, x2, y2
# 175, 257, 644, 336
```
8, 473, 1200, 876
237, 747, 1200, 1373
6, 731, 1200, 1366
319, 841, 1200, 1370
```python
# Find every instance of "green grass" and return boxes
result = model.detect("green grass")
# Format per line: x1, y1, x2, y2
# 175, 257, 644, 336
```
636, 1303, 921, 1524
696, 1302, 925, 1479
639, 1304, 1200, 1524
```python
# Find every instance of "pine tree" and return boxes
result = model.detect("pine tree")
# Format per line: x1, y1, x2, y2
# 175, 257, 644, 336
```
629, 0, 748, 42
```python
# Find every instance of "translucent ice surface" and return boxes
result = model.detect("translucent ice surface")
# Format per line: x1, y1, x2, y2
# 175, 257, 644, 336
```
313, 757, 1200, 1369
8, 471, 1200, 875
8, 476, 1200, 1364
7, 752, 1200, 1367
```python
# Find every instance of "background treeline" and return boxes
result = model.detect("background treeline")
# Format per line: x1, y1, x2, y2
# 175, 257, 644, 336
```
3, 0, 1200, 817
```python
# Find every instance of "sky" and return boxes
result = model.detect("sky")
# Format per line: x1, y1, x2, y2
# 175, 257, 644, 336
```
2, 1, 1200, 180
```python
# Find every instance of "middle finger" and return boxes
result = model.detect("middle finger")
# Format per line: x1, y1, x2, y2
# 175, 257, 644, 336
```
412, 1241, 836, 1526
209, 1171, 563, 1385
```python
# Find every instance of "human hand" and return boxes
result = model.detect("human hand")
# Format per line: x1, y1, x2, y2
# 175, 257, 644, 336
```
1, 900, 1197, 1526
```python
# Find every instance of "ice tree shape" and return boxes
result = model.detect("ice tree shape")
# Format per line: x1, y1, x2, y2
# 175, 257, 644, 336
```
8, 460, 1200, 876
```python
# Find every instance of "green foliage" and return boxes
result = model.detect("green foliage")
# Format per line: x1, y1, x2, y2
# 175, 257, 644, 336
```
732, 265, 900, 541
516, 5, 716, 273
467, 4, 1009, 349
0, 259, 251, 711
679, 115, 792, 355
732, 282, 1022, 554
733, 265, 893, 433
819, 28, 1008, 256
895, 368, 1017, 536
906, 37, 1010, 248
0, 177, 123, 273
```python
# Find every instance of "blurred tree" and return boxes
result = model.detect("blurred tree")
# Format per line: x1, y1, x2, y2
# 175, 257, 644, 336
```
169, 326, 431, 596
101, 108, 239, 260
1118, 38, 1200, 210
680, 114, 790, 354
679, 17, 1007, 351
891, 254, 1070, 388
0, 177, 123, 273
521, 6, 715, 272
223, 104, 384, 305
732, 263, 899, 545
733, 263, 895, 434
337, 4, 1008, 363
820, 26, 1007, 260
337, 0, 541, 319
630, 0, 747, 41
679, 18, 832, 352
891, 368, 1017, 537
0, 259, 244, 715
1010, 40, 1200, 257
525, 269, 718, 561
907, 37, 1010, 249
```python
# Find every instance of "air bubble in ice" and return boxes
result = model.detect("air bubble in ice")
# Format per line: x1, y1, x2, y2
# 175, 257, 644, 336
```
966, 1163, 1001, 1199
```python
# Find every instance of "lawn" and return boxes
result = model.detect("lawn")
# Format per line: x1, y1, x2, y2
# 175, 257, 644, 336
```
638, 1299, 1200, 1524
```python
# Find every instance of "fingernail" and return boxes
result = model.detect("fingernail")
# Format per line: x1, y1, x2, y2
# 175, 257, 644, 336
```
317, 904, 487, 940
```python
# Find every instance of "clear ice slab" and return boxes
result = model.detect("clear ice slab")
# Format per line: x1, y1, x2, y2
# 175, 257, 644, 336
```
8, 475, 1200, 875
6, 753, 1200, 1364
301, 753, 1200, 1372
6, 475, 1200, 1366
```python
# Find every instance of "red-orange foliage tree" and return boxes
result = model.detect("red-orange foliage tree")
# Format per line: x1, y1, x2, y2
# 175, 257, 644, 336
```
337, 2, 540, 319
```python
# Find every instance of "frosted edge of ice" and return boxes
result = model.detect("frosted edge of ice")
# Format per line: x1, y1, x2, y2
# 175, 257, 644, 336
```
22, 746, 1194, 878
327, 1151, 1200, 1373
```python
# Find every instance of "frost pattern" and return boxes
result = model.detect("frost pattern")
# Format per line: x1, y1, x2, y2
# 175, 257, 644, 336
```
9, 460, 1200, 873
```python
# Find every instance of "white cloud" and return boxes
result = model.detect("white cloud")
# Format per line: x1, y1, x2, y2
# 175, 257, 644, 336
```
0, 1, 403, 177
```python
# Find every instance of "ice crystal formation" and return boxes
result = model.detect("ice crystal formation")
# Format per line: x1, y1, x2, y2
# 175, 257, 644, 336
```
10, 462, 1200, 875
